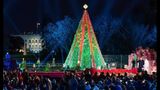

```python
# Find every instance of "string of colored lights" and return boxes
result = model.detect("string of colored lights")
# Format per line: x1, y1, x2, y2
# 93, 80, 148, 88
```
63, 7, 106, 70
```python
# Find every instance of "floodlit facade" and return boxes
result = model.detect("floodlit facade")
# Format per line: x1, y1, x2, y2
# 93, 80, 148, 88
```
12, 34, 43, 53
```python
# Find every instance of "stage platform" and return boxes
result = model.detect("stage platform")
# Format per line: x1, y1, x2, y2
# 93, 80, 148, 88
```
29, 68, 138, 78
90, 68, 138, 74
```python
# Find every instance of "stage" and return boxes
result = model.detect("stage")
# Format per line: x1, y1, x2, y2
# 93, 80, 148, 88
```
90, 68, 138, 74
29, 68, 138, 78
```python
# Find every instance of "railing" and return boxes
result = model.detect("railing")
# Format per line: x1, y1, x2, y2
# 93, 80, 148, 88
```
4, 55, 129, 70
103, 55, 128, 69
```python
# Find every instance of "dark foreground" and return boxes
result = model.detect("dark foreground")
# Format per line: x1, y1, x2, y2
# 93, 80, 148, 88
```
3, 68, 157, 90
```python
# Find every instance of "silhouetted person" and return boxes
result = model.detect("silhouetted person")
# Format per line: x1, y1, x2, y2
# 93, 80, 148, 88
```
68, 74, 78, 90
92, 72, 99, 84
137, 58, 144, 72
132, 60, 136, 68
99, 72, 105, 80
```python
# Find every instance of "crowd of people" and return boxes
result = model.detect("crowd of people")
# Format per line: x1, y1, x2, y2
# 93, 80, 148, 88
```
3, 68, 157, 90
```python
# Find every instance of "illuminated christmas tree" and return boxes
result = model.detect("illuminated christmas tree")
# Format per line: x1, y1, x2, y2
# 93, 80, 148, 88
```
44, 63, 51, 72
63, 4, 106, 70
20, 59, 26, 71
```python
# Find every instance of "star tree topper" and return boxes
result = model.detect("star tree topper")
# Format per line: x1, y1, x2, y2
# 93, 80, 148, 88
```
83, 4, 88, 9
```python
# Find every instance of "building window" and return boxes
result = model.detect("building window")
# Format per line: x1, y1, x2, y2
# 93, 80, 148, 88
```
29, 40, 31, 43
29, 45, 31, 48
32, 45, 34, 48
32, 40, 34, 43
25, 40, 27, 42
39, 40, 41, 43
35, 40, 37, 43
36, 45, 37, 47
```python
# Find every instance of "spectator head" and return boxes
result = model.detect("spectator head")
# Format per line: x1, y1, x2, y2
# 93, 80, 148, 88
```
115, 78, 121, 85
124, 73, 127, 76
106, 72, 110, 76
109, 83, 115, 90
105, 78, 111, 86
52, 79, 56, 85
100, 72, 104, 75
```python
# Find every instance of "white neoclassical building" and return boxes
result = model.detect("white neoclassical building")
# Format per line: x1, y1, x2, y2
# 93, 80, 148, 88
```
11, 33, 44, 53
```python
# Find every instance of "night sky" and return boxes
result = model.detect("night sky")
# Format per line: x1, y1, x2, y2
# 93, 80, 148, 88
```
3, 0, 156, 54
